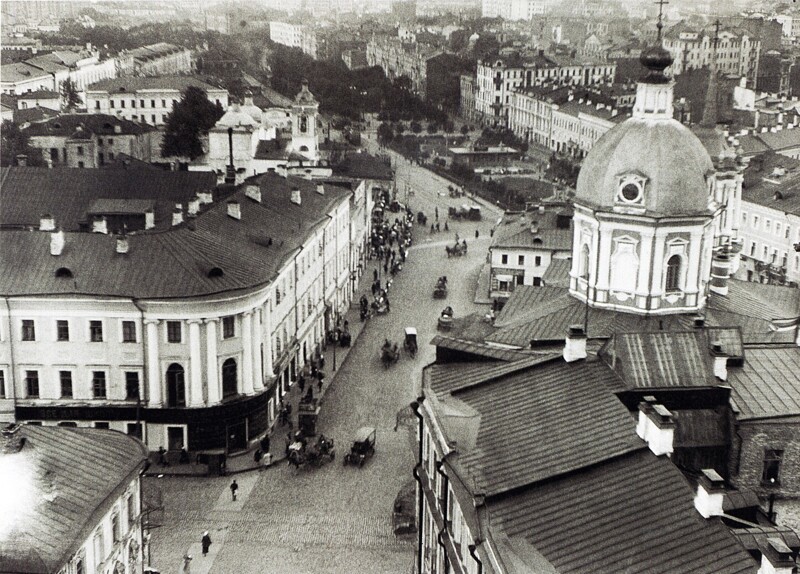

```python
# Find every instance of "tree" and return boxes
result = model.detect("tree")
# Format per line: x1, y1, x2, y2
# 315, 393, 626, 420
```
0, 121, 43, 167
410, 121, 422, 134
395, 122, 406, 136
161, 87, 224, 160
460, 125, 470, 135
60, 78, 82, 111
426, 123, 439, 134
377, 122, 395, 145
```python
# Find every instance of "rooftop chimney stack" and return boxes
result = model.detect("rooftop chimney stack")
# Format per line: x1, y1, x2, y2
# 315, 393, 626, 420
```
188, 197, 200, 216
50, 229, 65, 256
227, 200, 241, 220
316, 183, 325, 195
709, 250, 731, 296
39, 214, 55, 231
115, 235, 129, 254
196, 190, 213, 205
91, 216, 108, 234
172, 208, 183, 226
245, 185, 262, 203
758, 538, 796, 574
563, 325, 587, 363
291, 188, 302, 205
144, 209, 155, 230
694, 469, 726, 518
711, 344, 728, 381
636, 402, 675, 456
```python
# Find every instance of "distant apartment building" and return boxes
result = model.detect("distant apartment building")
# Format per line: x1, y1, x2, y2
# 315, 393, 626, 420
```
342, 49, 369, 70
117, 43, 193, 77
663, 22, 761, 86
0, 48, 116, 95
481, 0, 548, 20
474, 52, 616, 126
459, 74, 479, 122
86, 76, 229, 127
269, 22, 318, 59
366, 36, 439, 99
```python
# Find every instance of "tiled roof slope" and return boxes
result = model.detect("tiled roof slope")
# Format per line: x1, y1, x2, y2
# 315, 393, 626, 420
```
541, 257, 571, 287
728, 345, 800, 420
24, 113, 152, 137
87, 76, 223, 93
0, 174, 351, 299
493, 285, 565, 328
0, 166, 216, 231
332, 153, 394, 181
0, 426, 148, 574
489, 449, 757, 574
452, 358, 641, 496
429, 335, 536, 362
427, 355, 559, 395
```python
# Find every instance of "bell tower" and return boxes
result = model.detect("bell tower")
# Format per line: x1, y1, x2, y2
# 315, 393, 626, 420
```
289, 79, 320, 163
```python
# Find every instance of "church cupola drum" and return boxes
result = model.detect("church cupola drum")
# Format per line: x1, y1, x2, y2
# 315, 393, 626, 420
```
288, 79, 320, 163
568, 20, 724, 316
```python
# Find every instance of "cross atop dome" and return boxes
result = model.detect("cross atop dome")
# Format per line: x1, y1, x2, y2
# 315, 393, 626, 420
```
639, 0, 673, 84
655, 0, 668, 41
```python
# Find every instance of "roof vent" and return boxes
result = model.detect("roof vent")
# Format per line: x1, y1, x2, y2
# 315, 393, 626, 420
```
172, 208, 183, 226
113, 124, 122, 134
563, 325, 587, 363
208, 267, 224, 278
50, 229, 65, 256
291, 188, 302, 205
116, 235, 129, 255
144, 209, 155, 230
91, 216, 108, 234
39, 214, 55, 231
55, 266, 73, 278
245, 185, 261, 203
227, 200, 241, 220
759, 538, 795, 574
316, 183, 325, 195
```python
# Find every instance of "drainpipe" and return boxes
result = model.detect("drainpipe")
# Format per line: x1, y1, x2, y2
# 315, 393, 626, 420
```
468, 544, 483, 574
132, 298, 149, 446
2, 298, 18, 418
436, 459, 449, 525
411, 397, 425, 574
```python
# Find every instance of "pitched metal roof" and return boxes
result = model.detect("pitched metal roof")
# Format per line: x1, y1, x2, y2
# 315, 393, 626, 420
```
426, 355, 559, 396
728, 345, 800, 420
0, 166, 215, 231
673, 409, 728, 448
601, 331, 717, 389
24, 113, 151, 137
542, 257, 571, 287
453, 358, 641, 496
87, 75, 224, 93
733, 526, 800, 553
332, 153, 394, 181
488, 449, 758, 574
0, 426, 148, 574
492, 285, 566, 328
429, 335, 535, 362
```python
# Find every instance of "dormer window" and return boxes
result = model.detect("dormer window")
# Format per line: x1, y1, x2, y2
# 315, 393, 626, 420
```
621, 183, 640, 202
616, 174, 645, 205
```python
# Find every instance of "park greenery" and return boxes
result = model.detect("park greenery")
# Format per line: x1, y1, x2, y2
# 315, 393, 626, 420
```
161, 87, 224, 160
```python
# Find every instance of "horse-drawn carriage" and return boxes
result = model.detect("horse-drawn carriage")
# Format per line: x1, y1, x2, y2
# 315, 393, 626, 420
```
287, 433, 336, 469
372, 295, 390, 315
404, 327, 417, 357
448, 205, 482, 221
445, 241, 467, 257
438, 306, 454, 331
381, 339, 400, 368
433, 276, 448, 299
343, 427, 376, 467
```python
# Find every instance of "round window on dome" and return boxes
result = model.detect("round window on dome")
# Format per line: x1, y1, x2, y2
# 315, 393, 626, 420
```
619, 182, 642, 203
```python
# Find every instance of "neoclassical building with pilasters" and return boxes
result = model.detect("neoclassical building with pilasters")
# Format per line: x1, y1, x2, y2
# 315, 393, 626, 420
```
0, 171, 371, 453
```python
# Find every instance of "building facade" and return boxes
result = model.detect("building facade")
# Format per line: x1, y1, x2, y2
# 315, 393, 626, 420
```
117, 43, 193, 77
366, 36, 438, 99
269, 22, 318, 59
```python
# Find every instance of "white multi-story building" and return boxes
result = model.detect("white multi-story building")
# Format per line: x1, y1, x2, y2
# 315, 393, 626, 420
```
1, 48, 117, 96
86, 76, 229, 127
366, 36, 438, 99
1, 424, 148, 574
117, 43, 193, 77
269, 21, 318, 59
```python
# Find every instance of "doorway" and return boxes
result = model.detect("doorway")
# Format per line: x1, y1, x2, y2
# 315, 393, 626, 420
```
167, 426, 185, 451
166, 363, 186, 407
227, 421, 247, 452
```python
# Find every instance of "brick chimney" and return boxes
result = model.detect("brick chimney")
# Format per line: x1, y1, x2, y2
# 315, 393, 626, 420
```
50, 229, 65, 256
172, 208, 183, 226
758, 538, 795, 574
291, 188, 302, 205
227, 200, 241, 220
694, 468, 726, 518
144, 209, 155, 230
116, 235, 129, 254
39, 214, 55, 231
563, 325, 587, 363
636, 402, 675, 456
245, 184, 262, 203
710, 343, 728, 381
92, 216, 108, 234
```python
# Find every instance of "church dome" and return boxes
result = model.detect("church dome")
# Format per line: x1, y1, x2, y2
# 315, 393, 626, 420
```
575, 117, 714, 216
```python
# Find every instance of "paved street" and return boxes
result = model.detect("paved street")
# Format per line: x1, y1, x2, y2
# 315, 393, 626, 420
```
146, 146, 502, 573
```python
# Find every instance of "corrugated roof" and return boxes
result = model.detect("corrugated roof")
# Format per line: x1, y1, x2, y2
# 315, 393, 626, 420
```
17, 90, 59, 99
728, 345, 800, 419
602, 331, 716, 389
0, 426, 148, 573
756, 128, 800, 152
87, 75, 224, 93
453, 358, 641, 496
489, 449, 757, 574
0, 166, 215, 231
0, 62, 52, 82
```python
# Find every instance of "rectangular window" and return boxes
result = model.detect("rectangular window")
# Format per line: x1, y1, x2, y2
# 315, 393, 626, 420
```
122, 321, 136, 343
120, 100, 125, 108
518, 255, 525, 265
766, 219, 771, 232
93, 532, 104, 568
140, 99, 145, 108
151, 114, 156, 124
111, 513, 120, 542
750, 242, 757, 256
89, 320, 103, 342
167, 321, 182, 343
95, 101, 100, 109
535, 255, 542, 266
78, 161, 84, 168
125, 372, 139, 400
151, 99, 156, 108
108, 138, 113, 145
753, 215, 759, 227
26, 370, 39, 398
501, 254, 508, 264
77, 146, 83, 156
776, 223, 781, 236
21, 319, 35, 341
0, 370, 5, 398
60, 371, 73, 398
131, 99, 135, 108
127, 494, 136, 525
762, 449, 783, 485
223, 316, 235, 339
57, 320, 69, 341
92, 371, 106, 398
110, 100, 115, 108
786, 226, 791, 239
127, 423, 142, 439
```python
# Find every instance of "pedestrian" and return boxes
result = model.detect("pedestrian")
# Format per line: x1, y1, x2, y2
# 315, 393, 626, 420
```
430, 223, 435, 233
182, 553, 192, 574
384, 261, 388, 275
373, 268, 378, 282
319, 353, 325, 370
385, 297, 391, 312
179, 448, 189, 464
285, 403, 293, 429
254, 448, 263, 464
444, 220, 449, 232
230, 479, 238, 501
436, 222, 440, 232
475, 229, 479, 238
298, 373, 306, 393
435, 206, 439, 220
157, 446, 169, 466
201, 532, 212, 556
260, 435, 270, 454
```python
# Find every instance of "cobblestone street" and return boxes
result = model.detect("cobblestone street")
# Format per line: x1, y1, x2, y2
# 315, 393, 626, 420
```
145, 149, 502, 573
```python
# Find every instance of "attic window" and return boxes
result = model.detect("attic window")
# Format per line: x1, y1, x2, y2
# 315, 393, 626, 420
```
208, 267, 224, 278
55, 267, 73, 278
53, 122, 61, 129
118, 87, 126, 92
532, 237, 543, 244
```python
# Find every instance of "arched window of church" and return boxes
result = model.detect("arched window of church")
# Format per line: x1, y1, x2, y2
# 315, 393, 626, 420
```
300, 115, 308, 133
579, 244, 591, 279
610, 241, 638, 292
665, 254, 682, 292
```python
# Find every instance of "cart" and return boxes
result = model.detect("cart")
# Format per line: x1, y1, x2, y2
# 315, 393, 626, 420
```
298, 399, 320, 437
433, 276, 448, 299
404, 327, 418, 357
343, 426, 376, 467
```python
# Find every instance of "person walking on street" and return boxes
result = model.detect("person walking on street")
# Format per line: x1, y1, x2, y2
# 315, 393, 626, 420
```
201, 532, 212, 556
230, 479, 238, 501
475, 229, 479, 238
260, 435, 270, 455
